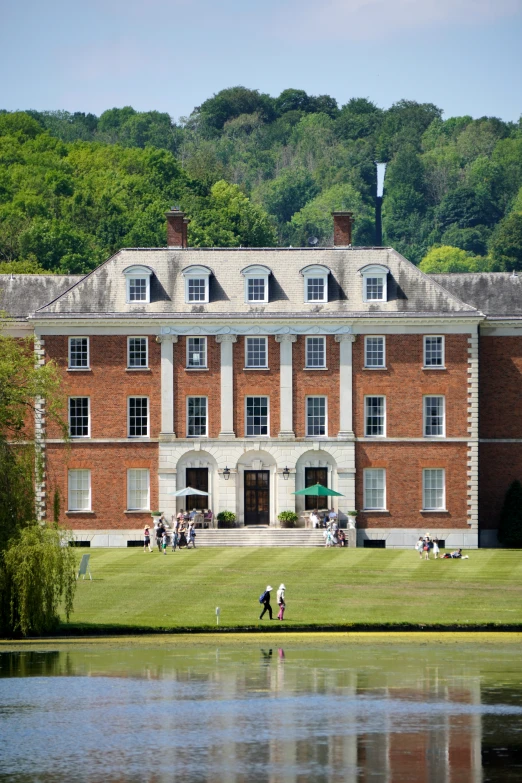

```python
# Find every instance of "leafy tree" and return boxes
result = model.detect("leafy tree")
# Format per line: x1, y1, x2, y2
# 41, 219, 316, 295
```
197, 87, 276, 132
436, 186, 501, 231
188, 180, 277, 247
3, 524, 76, 636
489, 211, 522, 271
289, 183, 373, 246
254, 168, 319, 224
419, 245, 489, 273
377, 100, 443, 158
440, 225, 490, 256
335, 98, 383, 141
497, 479, 522, 547
0, 333, 74, 636
275, 88, 312, 115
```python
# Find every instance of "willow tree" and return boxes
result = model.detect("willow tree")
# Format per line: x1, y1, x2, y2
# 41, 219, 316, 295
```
0, 331, 76, 636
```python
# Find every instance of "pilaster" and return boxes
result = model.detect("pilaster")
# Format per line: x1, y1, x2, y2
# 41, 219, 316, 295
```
158, 334, 178, 436
216, 334, 237, 438
335, 333, 356, 439
275, 334, 297, 439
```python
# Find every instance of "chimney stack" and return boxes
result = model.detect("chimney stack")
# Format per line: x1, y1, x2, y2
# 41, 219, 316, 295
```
332, 211, 353, 247
166, 207, 187, 248
182, 218, 190, 249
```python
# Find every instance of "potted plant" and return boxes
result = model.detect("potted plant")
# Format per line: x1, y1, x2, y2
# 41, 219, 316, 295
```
217, 511, 236, 529
347, 510, 358, 529
278, 511, 299, 528
150, 510, 162, 519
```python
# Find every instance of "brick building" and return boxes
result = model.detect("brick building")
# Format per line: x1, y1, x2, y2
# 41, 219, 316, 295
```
2, 210, 521, 548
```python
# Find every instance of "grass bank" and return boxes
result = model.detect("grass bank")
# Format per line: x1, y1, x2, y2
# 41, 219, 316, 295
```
60, 547, 522, 634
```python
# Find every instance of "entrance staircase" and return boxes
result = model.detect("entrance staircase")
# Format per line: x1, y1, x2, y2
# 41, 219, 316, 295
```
194, 527, 326, 547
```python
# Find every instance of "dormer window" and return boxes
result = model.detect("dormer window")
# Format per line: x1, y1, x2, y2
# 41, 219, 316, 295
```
300, 265, 330, 303
360, 265, 390, 303
182, 265, 211, 304
241, 265, 271, 304
123, 266, 153, 304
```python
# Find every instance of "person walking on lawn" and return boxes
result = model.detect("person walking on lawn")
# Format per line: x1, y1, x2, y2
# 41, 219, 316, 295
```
277, 584, 286, 621
143, 525, 152, 553
259, 586, 273, 620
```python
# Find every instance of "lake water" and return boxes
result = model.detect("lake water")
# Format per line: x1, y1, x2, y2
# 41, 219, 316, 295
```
0, 634, 521, 782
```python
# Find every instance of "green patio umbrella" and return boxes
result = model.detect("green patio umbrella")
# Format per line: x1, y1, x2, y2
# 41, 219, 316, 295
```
293, 483, 344, 497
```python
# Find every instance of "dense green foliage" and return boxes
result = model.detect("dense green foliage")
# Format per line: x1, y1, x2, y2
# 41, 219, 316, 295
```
0, 334, 76, 636
1, 88, 522, 271
498, 480, 522, 548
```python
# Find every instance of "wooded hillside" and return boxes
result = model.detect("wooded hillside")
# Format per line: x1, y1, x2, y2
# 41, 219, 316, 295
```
1, 87, 522, 274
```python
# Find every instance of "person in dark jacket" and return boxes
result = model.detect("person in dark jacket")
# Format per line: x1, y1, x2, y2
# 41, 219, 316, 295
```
259, 585, 273, 620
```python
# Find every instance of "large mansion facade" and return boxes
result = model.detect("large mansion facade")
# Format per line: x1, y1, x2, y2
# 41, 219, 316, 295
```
2, 210, 522, 548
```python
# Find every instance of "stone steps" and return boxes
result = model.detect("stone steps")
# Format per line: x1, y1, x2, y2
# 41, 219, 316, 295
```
191, 528, 328, 547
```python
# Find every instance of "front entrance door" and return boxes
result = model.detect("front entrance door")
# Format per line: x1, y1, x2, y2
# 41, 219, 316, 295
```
244, 470, 270, 525
305, 467, 328, 510
185, 468, 208, 511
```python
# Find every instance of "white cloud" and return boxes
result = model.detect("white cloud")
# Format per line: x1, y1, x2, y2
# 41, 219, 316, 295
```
275, 0, 522, 40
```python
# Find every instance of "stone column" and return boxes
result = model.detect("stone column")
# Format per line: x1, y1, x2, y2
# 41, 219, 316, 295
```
335, 334, 356, 439
216, 334, 237, 438
159, 335, 178, 436
275, 334, 297, 439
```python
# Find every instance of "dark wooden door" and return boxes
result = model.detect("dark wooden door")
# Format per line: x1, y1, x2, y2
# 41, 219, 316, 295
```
305, 467, 328, 510
185, 468, 208, 511
244, 470, 270, 525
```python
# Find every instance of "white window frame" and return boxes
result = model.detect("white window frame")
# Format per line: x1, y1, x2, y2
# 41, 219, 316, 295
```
306, 396, 328, 437
68, 469, 91, 511
422, 468, 446, 511
300, 264, 330, 303
423, 395, 445, 438
182, 265, 211, 304
128, 396, 149, 438
241, 265, 271, 304
68, 397, 90, 438
364, 336, 386, 369
305, 336, 326, 368
123, 266, 152, 304
186, 336, 207, 369
360, 264, 390, 303
423, 336, 445, 368
245, 336, 268, 368
245, 395, 270, 437
363, 468, 386, 511
68, 337, 90, 370
127, 336, 149, 369
127, 468, 150, 511
364, 395, 386, 438
187, 396, 208, 437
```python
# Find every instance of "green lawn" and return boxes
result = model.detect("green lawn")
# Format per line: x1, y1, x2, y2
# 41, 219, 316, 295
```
67, 547, 522, 631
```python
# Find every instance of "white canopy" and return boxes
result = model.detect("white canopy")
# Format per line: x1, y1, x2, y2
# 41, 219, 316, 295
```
168, 487, 209, 497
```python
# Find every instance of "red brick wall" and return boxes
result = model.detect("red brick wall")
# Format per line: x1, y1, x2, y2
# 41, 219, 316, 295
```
356, 442, 469, 528
293, 335, 340, 437
233, 336, 280, 436
46, 442, 158, 529
353, 334, 469, 438
45, 335, 161, 438
174, 336, 221, 438
480, 336, 522, 438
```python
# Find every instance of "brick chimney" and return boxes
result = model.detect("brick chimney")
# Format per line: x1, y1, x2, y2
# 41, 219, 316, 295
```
166, 207, 186, 248
332, 211, 353, 246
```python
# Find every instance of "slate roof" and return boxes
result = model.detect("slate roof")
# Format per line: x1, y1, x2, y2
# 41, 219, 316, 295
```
0, 274, 83, 319
431, 273, 522, 318
33, 248, 479, 319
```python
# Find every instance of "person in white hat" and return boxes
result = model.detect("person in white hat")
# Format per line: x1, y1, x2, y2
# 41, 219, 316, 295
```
277, 584, 286, 621
259, 585, 273, 620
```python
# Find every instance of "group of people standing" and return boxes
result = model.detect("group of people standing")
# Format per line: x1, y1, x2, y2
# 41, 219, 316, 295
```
143, 512, 196, 554
259, 584, 286, 621
415, 534, 440, 559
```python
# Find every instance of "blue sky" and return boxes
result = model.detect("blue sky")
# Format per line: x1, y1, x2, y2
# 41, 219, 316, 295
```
2, 0, 521, 122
